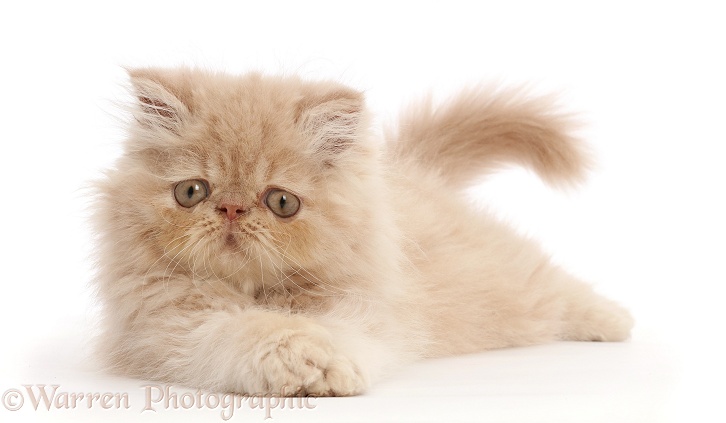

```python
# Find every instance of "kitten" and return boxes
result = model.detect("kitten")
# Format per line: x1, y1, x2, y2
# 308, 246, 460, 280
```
92, 68, 633, 396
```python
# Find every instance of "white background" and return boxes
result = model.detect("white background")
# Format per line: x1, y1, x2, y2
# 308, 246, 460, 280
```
1, 1, 724, 422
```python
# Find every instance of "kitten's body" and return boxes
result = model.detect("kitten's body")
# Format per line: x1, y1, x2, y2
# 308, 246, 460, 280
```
94, 68, 632, 396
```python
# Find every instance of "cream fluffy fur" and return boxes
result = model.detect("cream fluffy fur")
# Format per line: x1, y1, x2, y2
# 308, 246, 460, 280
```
93, 68, 633, 396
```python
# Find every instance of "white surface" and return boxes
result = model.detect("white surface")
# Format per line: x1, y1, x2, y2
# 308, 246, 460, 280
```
1, 1, 724, 422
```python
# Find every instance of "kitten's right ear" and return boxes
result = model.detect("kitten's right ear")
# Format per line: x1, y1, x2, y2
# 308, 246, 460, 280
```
127, 68, 191, 135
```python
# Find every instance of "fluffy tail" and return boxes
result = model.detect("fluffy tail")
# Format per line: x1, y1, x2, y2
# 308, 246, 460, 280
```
388, 87, 590, 188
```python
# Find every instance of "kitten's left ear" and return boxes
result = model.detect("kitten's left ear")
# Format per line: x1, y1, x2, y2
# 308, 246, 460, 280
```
297, 87, 366, 162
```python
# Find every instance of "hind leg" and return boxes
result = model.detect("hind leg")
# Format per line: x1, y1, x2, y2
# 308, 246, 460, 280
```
420, 258, 633, 357
506, 264, 634, 344
557, 278, 634, 342
511, 261, 634, 345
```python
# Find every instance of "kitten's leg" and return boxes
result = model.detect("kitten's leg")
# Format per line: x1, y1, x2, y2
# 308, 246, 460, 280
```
102, 277, 370, 396
197, 308, 368, 396
491, 262, 634, 345
420, 253, 633, 355
548, 269, 634, 342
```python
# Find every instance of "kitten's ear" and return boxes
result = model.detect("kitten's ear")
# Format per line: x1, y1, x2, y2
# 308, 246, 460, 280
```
297, 87, 366, 162
127, 68, 191, 135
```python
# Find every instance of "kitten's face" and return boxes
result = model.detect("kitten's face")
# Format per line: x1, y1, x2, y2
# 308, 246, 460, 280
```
102, 69, 380, 289
145, 133, 317, 282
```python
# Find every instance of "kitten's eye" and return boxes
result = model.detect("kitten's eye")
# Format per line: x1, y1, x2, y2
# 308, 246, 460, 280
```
174, 179, 209, 208
265, 189, 301, 218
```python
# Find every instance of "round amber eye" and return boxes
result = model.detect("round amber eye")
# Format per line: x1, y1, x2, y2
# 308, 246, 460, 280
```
174, 179, 209, 208
265, 189, 301, 218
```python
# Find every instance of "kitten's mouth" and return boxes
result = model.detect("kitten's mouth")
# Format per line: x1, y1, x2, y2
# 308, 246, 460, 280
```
223, 228, 245, 248
221, 223, 246, 248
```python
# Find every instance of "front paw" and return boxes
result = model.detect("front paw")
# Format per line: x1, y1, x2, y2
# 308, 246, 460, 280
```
251, 326, 367, 396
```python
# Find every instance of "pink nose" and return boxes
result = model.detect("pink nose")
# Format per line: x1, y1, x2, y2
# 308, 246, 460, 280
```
218, 203, 246, 221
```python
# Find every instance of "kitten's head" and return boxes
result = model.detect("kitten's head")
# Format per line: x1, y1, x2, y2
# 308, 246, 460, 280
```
96, 68, 394, 295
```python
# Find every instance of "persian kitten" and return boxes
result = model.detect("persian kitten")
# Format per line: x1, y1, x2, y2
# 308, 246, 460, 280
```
93, 68, 633, 396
